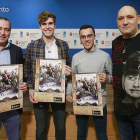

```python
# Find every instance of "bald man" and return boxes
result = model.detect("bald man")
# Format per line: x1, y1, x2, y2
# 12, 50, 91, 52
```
112, 6, 140, 140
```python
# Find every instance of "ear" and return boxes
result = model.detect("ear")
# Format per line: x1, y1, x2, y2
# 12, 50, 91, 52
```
39, 24, 41, 29
138, 15, 140, 24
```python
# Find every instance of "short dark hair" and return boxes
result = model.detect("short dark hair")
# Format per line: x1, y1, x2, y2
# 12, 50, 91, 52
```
79, 25, 95, 35
38, 11, 56, 24
0, 17, 11, 30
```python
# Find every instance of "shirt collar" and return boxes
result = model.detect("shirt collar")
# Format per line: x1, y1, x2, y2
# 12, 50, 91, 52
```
84, 46, 97, 53
0, 42, 10, 51
5, 42, 10, 48
40, 36, 56, 46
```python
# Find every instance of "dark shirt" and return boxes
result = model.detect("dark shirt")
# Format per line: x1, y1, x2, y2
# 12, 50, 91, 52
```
112, 33, 140, 116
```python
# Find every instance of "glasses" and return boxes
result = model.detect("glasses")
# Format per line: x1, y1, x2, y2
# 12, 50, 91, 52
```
80, 34, 94, 40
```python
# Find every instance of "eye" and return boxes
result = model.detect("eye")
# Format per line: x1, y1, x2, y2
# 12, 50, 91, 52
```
127, 15, 134, 19
80, 35, 86, 40
5, 29, 10, 32
87, 34, 93, 38
49, 22, 54, 25
41, 23, 46, 26
128, 75, 136, 81
118, 17, 124, 20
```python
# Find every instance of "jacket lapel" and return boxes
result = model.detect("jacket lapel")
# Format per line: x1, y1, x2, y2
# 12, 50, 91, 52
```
10, 44, 16, 64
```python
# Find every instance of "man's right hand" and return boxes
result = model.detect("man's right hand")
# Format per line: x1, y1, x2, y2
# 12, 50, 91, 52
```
66, 94, 74, 103
29, 90, 38, 103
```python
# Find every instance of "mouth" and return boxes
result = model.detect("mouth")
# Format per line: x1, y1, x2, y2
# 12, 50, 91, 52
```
44, 29, 52, 32
122, 27, 131, 30
130, 89, 140, 92
0, 36, 6, 39
84, 42, 91, 46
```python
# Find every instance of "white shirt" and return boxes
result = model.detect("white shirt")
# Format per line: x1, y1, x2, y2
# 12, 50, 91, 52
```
45, 39, 58, 59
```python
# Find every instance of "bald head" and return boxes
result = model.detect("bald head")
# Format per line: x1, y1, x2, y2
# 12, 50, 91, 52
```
118, 6, 138, 18
117, 6, 140, 39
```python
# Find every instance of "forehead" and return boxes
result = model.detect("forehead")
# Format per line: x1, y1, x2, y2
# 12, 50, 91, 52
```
80, 28, 94, 35
41, 17, 55, 24
0, 19, 10, 29
118, 6, 137, 17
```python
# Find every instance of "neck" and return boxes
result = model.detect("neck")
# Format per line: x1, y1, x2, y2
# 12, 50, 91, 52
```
86, 45, 95, 52
123, 30, 138, 39
43, 35, 55, 45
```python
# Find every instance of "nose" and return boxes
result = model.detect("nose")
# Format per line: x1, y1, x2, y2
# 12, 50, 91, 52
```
46, 24, 50, 28
85, 36, 89, 41
123, 17, 128, 25
133, 76, 140, 88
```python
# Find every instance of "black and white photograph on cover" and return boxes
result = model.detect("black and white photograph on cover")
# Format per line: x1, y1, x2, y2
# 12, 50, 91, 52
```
76, 74, 98, 106
39, 59, 62, 93
122, 51, 140, 106
0, 65, 19, 102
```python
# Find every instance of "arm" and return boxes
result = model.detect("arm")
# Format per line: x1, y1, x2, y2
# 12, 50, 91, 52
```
18, 47, 27, 93
99, 55, 112, 83
65, 42, 72, 77
24, 44, 37, 103
24, 44, 33, 89
66, 56, 77, 103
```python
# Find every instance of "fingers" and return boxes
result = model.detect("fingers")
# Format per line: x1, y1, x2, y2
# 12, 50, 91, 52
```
29, 90, 38, 103
19, 82, 27, 93
99, 73, 109, 83
65, 65, 72, 77
66, 94, 74, 103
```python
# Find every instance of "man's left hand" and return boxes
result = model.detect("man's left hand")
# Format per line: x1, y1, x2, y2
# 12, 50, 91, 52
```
65, 65, 72, 77
19, 82, 27, 93
99, 73, 109, 83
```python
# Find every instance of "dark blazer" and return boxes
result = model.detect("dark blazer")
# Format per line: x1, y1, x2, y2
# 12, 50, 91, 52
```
9, 43, 23, 114
10, 43, 23, 64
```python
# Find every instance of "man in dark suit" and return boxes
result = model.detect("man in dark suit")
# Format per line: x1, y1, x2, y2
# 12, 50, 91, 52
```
0, 17, 27, 140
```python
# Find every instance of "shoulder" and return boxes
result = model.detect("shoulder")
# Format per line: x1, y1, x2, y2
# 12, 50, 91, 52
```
112, 35, 122, 43
55, 38, 69, 47
27, 38, 42, 47
10, 43, 22, 51
73, 50, 84, 59
96, 48, 110, 57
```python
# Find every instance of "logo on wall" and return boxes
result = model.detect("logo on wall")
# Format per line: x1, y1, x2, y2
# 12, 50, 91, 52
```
0, 7, 9, 12
112, 32, 115, 36
106, 31, 109, 38
101, 40, 104, 45
63, 31, 66, 37
69, 32, 72, 36
20, 31, 23, 38
95, 40, 98, 45
15, 40, 18, 45
74, 40, 77, 46
31, 40, 34, 42
9, 40, 12, 43
26, 32, 29, 36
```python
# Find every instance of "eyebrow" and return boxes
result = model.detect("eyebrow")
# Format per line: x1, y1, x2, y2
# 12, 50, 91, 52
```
80, 34, 93, 36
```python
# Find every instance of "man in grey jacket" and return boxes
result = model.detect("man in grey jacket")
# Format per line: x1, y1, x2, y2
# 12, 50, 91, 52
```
66, 25, 112, 140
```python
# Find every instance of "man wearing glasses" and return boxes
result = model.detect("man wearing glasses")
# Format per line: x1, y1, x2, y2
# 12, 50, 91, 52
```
66, 25, 112, 140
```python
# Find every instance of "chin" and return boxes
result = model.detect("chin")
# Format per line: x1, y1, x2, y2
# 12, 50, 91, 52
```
122, 30, 132, 34
129, 93, 140, 99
